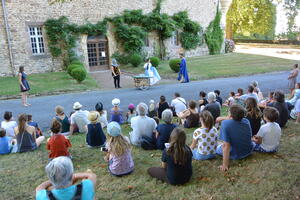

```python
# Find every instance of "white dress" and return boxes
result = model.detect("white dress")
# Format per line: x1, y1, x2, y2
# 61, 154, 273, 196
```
143, 63, 161, 85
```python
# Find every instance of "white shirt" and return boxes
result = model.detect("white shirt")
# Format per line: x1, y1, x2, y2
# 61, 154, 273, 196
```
295, 99, 300, 113
99, 110, 108, 128
257, 122, 281, 151
130, 116, 157, 146
228, 97, 235, 106
70, 110, 89, 133
193, 127, 218, 155
1, 120, 17, 137
171, 97, 187, 114
240, 93, 259, 102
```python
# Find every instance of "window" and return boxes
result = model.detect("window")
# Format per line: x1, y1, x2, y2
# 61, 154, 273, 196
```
171, 31, 180, 46
144, 36, 150, 47
28, 26, 45, 55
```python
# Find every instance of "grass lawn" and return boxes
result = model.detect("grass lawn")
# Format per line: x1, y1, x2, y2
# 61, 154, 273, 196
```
0, 72, 99, 97
122, 53, 297, 80
1, 115, 299, 199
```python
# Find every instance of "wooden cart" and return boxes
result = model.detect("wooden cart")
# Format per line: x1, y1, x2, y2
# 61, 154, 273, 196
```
133, 75, 152, 90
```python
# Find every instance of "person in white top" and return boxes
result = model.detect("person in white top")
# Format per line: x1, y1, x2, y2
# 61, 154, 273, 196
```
238, 85, 259, 103
295, 99, 300, 124
95, 102, 108, 128
252, 107, 281, 153
70, 102, 89, 134
144, 58, 161, 85
1, 111, 17, 138
129, 103, 157, 146
170, 92, 187, 116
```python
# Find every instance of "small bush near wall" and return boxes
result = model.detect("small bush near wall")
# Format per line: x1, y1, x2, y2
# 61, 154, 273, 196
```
67, 63, 82, 76
129, 53, 143, 67
169, 58, 181, 73
150, 57, 160, 67
71, 67, 87, 83
225, 39, 235, 53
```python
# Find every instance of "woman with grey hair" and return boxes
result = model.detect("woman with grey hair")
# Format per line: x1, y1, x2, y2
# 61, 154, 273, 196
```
155, 109, 177, 150
36, 156, 97, 199
202, 92, 221, 122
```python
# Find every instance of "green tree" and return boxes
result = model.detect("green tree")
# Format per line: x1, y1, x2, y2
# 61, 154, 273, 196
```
226, 0, 276, 39
283, 0, 300, 39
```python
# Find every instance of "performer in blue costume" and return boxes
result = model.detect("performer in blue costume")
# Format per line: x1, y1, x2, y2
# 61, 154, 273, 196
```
144, 58, 161, 85
178, 53, 189, 83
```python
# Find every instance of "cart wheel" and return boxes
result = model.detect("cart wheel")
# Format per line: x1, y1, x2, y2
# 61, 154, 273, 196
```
139, 85, 149, 90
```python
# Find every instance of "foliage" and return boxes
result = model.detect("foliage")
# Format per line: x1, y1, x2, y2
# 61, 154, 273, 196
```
225, 39, 235, 53
205, 10, 224, 55
169, 58, 181, 73
283, 0, 300, 39
150, 56, 160, 67
71, 67, 87, 83
111, 52, 130, 65
129, 53, 143, 67
226, 0, 276, 39
67, 63, 81, 76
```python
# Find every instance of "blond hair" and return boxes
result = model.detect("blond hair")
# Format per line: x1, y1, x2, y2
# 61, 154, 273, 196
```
107, 135, 131, 157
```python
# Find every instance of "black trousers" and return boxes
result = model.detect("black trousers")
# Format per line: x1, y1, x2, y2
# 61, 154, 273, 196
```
113, 75, 120, 88
148, 167, 169, 183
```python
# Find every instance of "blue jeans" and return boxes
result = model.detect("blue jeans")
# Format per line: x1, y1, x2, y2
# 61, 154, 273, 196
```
216, 144, 254, 160
192, 149, 215, 160
253, 142, 278, 153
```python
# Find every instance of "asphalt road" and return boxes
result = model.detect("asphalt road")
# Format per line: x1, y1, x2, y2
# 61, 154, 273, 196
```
0, 71, 290, 131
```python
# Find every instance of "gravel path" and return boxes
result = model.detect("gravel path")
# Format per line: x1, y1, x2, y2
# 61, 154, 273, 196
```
0, 71, 290, 131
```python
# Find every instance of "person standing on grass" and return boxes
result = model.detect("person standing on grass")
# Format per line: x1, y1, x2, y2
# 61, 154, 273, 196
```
111, 59, 121, 89
148, 128, 192, 185
288, 64, 299, 94
178, 53, 189, 83
18, 66, 30, 106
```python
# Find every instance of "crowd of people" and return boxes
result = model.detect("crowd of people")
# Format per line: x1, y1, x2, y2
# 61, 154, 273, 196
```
1, 77, 300, 199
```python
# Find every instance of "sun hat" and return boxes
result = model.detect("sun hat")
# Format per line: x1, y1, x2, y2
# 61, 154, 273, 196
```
128, 104, 135, 110
88, 111, 99, 124
149, 100, 155, 104
207, 92, 216, 101
55, 105, 64, 115
112, 59, 119, 67
95, 102, 103, 112
107, 121, 121, 137
73, 102, 82, 110
112, 98, 120, 106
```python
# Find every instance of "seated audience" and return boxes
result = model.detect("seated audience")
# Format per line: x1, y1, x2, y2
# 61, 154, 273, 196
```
54, 105, 70, 136
217, 105, 253, 171
47, 119, 72, 160
86, 111, 106, 147
148, 128, 192, 185
203, 92, 221, 122
223, 92, 235, 107
157, 96, 169, 119
267, 91, 289, 128
178, 100, 199, 128
245, 97, 262, 136
148, 100, 158, 118
36, 156, 96, 199
170, 92, 187, 116
199, 91, 208, 110
104, 122, 134, 177
295, 99, 300, 124
252, 107, 281, 153
27, 114, 42, 137
288, 83, 300, 106
95, 102, 108, 128
190, 111, 218, 160
239, 85, 259, 102
251, 81, 263, 100
110, 98, 124, 124
70, 102, 89, 134
155, 109, 177, 150
130, 103, 157, 147
0, 128, 16, 154
1, 111, 17, 138
14, 114, 45, 153
235, 88, 244, 97
126, 104, 137, 124
214, 90, 223, 106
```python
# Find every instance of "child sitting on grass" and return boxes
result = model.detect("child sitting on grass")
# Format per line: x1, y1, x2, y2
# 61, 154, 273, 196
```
252, 107, 281, 153
104, 122, 134, 177
190, 111, 218, 160
47, 119, 72, 160
126, 104, 137, 124
0, 128, 16, 154
223, 92, 235, 107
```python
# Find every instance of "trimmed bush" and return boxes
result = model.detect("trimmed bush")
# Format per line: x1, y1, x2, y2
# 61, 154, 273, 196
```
150, 56, 160, 67
129, 53, 143, 67
67, 63, 81, 75
71, 67, 87, 83
169, 58, 181, 73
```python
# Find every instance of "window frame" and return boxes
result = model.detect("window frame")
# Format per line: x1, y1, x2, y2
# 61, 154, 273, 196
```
28, 26, 45, 56
171, 30, 180, 46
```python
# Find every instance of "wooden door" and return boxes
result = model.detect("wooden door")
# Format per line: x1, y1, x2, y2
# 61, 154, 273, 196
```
87, 36, 109, 71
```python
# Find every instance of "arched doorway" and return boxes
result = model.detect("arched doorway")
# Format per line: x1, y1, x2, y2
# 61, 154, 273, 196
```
87, 35, 109, 71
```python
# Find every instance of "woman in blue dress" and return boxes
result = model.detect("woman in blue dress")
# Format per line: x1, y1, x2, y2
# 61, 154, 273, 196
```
144, 58, 161, 86
18, 66, 30, 106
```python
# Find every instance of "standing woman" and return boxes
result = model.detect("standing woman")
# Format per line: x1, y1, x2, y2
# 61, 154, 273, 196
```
144, 58, 161, 85
288, 64, 299, 94
111, 59, 121, 89
18, 66, 31, 106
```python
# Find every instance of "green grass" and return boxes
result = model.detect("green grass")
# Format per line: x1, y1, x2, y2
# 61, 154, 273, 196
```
122, 53, 297, 80
1, 118, 299, 199
0, 72, 99, 97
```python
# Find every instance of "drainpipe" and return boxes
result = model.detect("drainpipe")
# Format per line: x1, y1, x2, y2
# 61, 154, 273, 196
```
1, 0, 15, 76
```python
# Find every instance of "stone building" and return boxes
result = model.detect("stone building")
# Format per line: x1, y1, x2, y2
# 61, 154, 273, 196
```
0, 0, 232, 76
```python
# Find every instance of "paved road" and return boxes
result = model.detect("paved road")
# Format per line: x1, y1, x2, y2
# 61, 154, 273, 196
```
0, 71, 290, 131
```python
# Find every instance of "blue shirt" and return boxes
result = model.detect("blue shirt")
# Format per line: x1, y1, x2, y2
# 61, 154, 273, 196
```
156, 124, 177, 150
36, 179, 95, 200
219, 118, 253, 160
0, 136, 11, 154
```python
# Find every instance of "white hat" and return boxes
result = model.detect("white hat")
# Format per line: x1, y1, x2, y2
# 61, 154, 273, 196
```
112, 98, 120, 106
73, 102, 82, 110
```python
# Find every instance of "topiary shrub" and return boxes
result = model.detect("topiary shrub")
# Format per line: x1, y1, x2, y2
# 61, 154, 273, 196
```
129, 53, 143, 67
169, 58, 181, 73
225, 39, 235, 53
150, 56, 160, 67
71, 67, 87, 83
67, 63, 82, 76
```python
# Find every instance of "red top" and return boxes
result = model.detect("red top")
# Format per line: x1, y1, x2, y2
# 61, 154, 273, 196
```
47, 134, 72, 159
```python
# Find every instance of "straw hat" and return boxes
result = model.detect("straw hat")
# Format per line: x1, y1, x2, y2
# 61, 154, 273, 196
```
88, 111, 99, 124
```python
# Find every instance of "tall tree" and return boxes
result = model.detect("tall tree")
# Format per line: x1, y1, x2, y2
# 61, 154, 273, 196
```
283, 0, 300, 39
